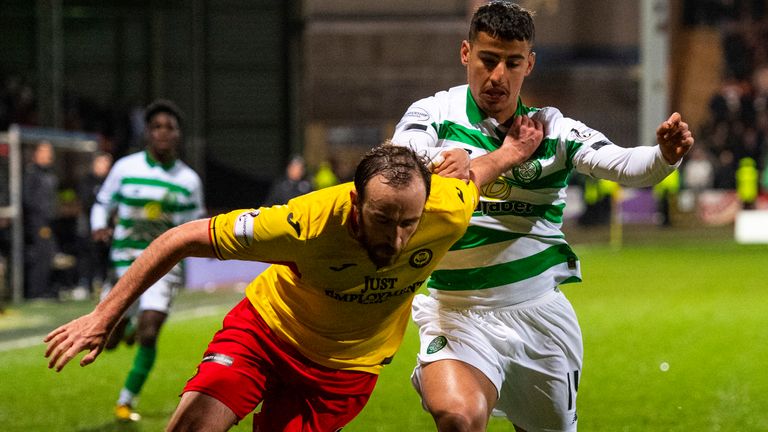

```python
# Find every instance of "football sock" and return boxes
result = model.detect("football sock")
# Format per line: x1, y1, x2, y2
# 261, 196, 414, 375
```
123, 345, 157, 396
117, 388, 136, 406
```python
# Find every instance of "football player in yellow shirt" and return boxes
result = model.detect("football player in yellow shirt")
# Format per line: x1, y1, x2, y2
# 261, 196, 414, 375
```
45, 116, 541, 432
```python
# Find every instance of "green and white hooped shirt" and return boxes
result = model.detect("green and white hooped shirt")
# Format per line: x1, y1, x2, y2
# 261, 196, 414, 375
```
91, 151, 204, 282
393, 85, 677, 307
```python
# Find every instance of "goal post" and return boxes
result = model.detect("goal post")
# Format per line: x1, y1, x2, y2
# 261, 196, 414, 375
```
0, 125, 98, 303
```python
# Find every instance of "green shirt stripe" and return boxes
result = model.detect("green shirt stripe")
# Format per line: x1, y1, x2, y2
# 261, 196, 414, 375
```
439, 121, 500, 151
114, 195, 198, 212
111, 259, 134, 268
121, 177, 193, 196
565, 139, 584, 171
449, 225, 528, 250
115, 218, 174, 229
112, 238, 152, 250
429, 243, 578, 290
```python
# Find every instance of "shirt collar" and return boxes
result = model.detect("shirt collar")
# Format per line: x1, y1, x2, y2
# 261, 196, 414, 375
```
145, 150, 176, 171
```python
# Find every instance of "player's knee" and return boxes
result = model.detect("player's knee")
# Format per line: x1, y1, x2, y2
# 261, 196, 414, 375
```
431, 406, 488, 432
166, 412, 234, 432
137, 312, 166, 345
167, 392, 238, 432
166, 416, 213, 432
433, 411, 487, 432
137, 331, 158, 347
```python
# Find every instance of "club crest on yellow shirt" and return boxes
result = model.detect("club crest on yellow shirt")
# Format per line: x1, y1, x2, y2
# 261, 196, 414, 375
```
409, 248, 433, 268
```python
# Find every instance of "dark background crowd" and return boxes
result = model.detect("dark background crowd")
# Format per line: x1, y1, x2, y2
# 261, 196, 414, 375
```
681, 0, 768, 196
3, 0, 768, 302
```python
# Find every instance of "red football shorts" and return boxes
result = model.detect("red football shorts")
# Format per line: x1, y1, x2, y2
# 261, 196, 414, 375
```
183, 298, 378, 431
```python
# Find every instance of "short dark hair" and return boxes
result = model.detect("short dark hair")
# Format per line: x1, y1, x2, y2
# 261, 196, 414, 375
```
144, 99, 184, 126
469, 1, 535, 45
354, 143, 431, 203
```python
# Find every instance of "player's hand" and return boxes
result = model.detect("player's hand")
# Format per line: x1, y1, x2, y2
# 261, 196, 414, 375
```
657, 112, 694, 164
92, 228, 113, 243
432, 148, 471, 181
44, 312, 111, 372
502, 115, 543, 166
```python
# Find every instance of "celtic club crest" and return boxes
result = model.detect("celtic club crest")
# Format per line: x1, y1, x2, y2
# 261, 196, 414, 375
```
426, 336, 447, 354
513, 160, 542, 183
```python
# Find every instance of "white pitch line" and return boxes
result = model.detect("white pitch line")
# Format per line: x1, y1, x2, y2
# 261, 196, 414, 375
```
0, 304, 229, 353
0, 335, 43, 352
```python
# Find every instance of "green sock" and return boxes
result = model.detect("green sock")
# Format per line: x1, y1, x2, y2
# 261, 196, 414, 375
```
124, 345, 157, 395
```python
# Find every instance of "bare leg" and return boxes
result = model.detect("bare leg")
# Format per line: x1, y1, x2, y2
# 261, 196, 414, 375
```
137, 309, 167, 347
105, 317, 128, 350
166, 391, 239, 432
420, 359, 497, 432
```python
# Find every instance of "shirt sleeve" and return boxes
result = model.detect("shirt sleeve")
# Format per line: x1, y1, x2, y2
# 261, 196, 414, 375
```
208, 205, 303, 263
429, 175, 480, 225
561, 114, 679, 188
391, 97, 447, 165
573, 142, 679, 188
90, 161, 122, 231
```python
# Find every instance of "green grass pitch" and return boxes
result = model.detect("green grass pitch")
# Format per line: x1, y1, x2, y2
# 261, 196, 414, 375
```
1, 236, 767, 431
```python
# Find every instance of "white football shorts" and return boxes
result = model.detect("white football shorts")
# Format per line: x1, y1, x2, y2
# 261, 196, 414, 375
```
410, 288, 583, 432
101, 270, 180, 316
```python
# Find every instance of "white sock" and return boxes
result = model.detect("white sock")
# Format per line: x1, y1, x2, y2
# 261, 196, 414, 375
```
117, 388, 136, 406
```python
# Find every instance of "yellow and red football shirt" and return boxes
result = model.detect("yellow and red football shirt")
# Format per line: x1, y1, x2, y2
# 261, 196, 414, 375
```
208, 175, 478, 373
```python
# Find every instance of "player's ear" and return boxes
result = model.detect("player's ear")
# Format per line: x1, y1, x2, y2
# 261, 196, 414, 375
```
460, 40, 471, 66
526, 50, 536, 76
349, 189, 362, 227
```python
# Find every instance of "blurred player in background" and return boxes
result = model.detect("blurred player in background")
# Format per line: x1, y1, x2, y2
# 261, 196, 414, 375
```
391, 2, 694, 431
90, 99, 205, 421
44, 133, 544, 432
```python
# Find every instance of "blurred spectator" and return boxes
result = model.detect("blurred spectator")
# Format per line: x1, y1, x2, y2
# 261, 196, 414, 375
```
682, 147, 715, 191
708, 79, 753, 126
313, 160, 340, 190
577, 177, 614, 226
713, 150, 738, 189
654, 170, 681, 226
74, 151, 113, 299
0, 75, 38, 129
22, 141, 58, 300
753, 66, 768, 114
694, 4, 768, 198
736, 156, 759, 208
263, 155, 313, 206
762, 159, 768, 191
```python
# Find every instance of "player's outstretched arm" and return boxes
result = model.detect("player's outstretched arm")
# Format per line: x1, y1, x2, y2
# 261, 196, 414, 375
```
469, 115, 543, 188
44, 219, 215, 372
657, 112, 694, 164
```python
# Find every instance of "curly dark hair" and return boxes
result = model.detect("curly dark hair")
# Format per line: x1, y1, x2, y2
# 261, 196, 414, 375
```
144, 99, 184, 127
354, 143, 432, 203
469, 1, 535, 45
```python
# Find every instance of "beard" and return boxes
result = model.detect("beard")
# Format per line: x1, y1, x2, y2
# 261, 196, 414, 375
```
366, 244, 396, 268
356, 222, 397, 268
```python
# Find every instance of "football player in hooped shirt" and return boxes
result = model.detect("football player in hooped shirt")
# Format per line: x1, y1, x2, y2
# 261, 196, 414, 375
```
391, 2, 694, 431
45, 127, 542, 432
